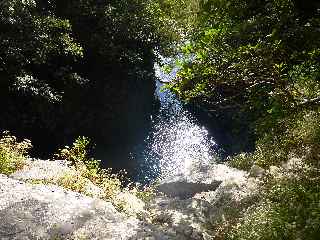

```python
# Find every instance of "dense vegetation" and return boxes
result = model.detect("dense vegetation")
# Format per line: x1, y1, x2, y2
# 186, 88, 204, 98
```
169, 0, 320, 152
169, 0, 320, 238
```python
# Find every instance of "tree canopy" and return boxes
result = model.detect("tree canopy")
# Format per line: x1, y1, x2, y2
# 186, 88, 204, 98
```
168, 0, 320, 149
0, 0, 189, 153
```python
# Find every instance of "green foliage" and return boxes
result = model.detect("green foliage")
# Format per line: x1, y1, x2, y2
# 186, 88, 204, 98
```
228, 153, 255, 171
228, 165, 320, 240
54, 0, 186, 62
0, 0, 83, 101
230, 108, 320, 170
165, 1, 320, 239
168, 0, 320, 129
0, 0, 195, 154
152, 0, 201, 43
0, 131, 32, 175
55, 136, 154, 214
56, 172, 89, 194
55, 137, 126, 204
134, 184, 157, 202
56, 136, 99, 179
225, 108, 320, 239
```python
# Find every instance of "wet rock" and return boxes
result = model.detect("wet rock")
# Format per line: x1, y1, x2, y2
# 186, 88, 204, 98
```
140, 163, 257, 240
282, 157, 304, 170
162, 163, 247, 184
114, 191, 146, 215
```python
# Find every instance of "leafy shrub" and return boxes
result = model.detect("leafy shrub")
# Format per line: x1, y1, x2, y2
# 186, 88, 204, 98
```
56, 172, 89, 194
55, 136, 154, 214
228, 153, 255, 171
228, 165, 320, 240
0, 131, 32, 175
55, 136, 124, 202
56, 136, 100, 180
226, 107, 320, 239
168, 0, 320, 155
0, 0, 83, 100
230, 109, 320, 170
164, 0, 320, 239
134, 184, 157, 202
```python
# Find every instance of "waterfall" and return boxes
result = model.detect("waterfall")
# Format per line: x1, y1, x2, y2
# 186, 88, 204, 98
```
132, 61, 218, 183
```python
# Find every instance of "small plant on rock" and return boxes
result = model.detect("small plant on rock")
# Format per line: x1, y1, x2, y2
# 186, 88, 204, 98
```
55, 136, 123, 201
0, 131, 32, 175
55, 137, 150, 215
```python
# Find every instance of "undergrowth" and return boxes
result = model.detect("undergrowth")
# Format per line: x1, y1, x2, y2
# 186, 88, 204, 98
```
55, 137, 125, 207
223, 109, 320, 240
227, 166, 320, 240
0, 131, 32, 175
229, 110, 320, 171
54, 136, 152, 213
0, 133, 153, 214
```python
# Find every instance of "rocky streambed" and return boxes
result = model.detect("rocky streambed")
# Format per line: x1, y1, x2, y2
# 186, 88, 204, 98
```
0, 159, 260, 239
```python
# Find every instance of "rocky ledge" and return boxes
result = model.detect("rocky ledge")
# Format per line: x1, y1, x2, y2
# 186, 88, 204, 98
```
0, 159, 259, 239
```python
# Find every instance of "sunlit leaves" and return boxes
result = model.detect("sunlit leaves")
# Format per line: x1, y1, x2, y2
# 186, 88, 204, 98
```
0, 0, 83, 100
170, 0, 320, 122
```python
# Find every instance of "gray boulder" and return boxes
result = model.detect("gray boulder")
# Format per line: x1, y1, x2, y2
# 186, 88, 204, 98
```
0, 174, 140, 240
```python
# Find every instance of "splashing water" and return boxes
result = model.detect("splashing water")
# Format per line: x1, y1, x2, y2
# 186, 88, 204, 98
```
133, 62, 218, 183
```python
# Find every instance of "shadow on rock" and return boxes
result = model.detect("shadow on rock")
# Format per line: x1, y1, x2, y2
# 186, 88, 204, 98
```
0, 199, 94, 239
156, 181, 222, 199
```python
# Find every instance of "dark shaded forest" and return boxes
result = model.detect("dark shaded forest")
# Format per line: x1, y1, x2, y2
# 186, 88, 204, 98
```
0, 0, 181, 155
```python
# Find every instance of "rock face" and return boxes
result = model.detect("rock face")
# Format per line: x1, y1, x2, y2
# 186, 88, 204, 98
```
147, 163, 259, 239
11, 159, 73, 181
0, 159, 259, 239
0, 174, 140, 240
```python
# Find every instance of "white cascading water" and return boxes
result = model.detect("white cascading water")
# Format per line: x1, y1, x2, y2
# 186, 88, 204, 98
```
133, 61, 218, 183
